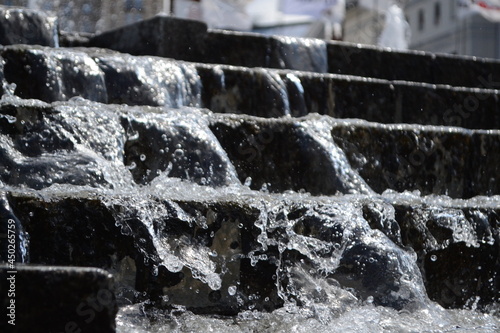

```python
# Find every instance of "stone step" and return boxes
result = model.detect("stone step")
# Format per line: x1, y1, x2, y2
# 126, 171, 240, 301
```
0, 265, 116, 332
330, 119, 500, 198
211, 113, 500, 198
87, 15, 500, 89
1, 7, 499, 90
0, 6, 58, 47
0, 98, 497, 198
2, 45, 500, 130
2, 188, 498, 314
0, 6, 499, 326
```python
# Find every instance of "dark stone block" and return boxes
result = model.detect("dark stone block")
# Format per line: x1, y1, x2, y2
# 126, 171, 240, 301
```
197, 61, 500, 128
391, 197, 500, 310
1, 45, 107, 103
268, 35, 327, 73
90, 52, 201, 108
331, 120, 500, 198
209, 114, 372, 195
89, 15, 207, 62
0, 265, 117, 333
4, 189, 434, 313
327, 41, 500, 89
0, 192, 28, 263
0, 6, 58, 47
0, 98, 123, 190
204, 30, 271, 68
204, 31, 328, 73
393, 84, 500, 129
424, 242, 498, 309
196, 65, 291, 117
120, 109, 239, 187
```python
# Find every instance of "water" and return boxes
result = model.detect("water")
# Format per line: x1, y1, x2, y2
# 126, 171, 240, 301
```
116, 303, 500, 333
1, 89, 498, 333
0, 17, 498, 331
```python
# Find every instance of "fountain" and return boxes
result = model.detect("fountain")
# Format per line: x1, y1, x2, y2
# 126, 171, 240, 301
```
0, 5, 498, 333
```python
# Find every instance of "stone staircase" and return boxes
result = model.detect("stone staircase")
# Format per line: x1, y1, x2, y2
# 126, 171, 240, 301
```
0, 6, 499, 332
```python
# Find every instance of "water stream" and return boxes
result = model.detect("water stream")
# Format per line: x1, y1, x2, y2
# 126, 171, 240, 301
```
0, 10, 498, 332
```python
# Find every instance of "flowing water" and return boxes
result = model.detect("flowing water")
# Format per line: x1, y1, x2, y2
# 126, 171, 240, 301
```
0, 12, 498, 331
1, 94, 498, 332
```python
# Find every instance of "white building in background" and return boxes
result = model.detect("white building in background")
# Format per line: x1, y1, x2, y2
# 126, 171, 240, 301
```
345, 0, 500, 59
406, 0, 500, 59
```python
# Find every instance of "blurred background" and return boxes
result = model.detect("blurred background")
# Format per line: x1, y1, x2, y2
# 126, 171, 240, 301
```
1, 0, 500, 59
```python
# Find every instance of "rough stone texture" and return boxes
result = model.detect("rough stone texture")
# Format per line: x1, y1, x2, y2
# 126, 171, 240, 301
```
1, 45, 107, 103
0, 6, 58, 47
0, 265, 117, 333
387, 195, 500, 310
0, 95, 497, 316
5, 191, 270, 314
294, 73, 500, 129
331, 120, 500, 198
0, 7, 499, 327
0, 98, 241, 190
2, 45, 500, 130
327, 42, 500, 88
209, 114, 371, 195
204, 30, 328, 73
0, 98, 124, 190
120, 109, 239, 187
196, 65, 292, 117
197, 63, 500, 129
89, 15, 207, 62
90, 52, 202, 108
87, 15, 500, 90
2, 189, 434, 313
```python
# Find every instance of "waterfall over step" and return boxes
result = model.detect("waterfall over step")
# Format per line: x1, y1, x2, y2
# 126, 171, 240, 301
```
0, 6, 499, 333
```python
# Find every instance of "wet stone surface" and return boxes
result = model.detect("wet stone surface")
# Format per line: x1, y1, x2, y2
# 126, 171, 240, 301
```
0, 7, 499, 332
0, 265, 117, 333
0, 6, 58, 47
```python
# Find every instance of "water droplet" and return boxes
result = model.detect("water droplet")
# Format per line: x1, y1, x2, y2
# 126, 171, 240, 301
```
174, 149, 184, 157
430, 255, 437, 262
128, 131, 139, 141
244, 177, 252, 187
228, 285, 237, 296
1, 114, 17, 123
207, 273, 221, 290
139, 154, 146, 161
